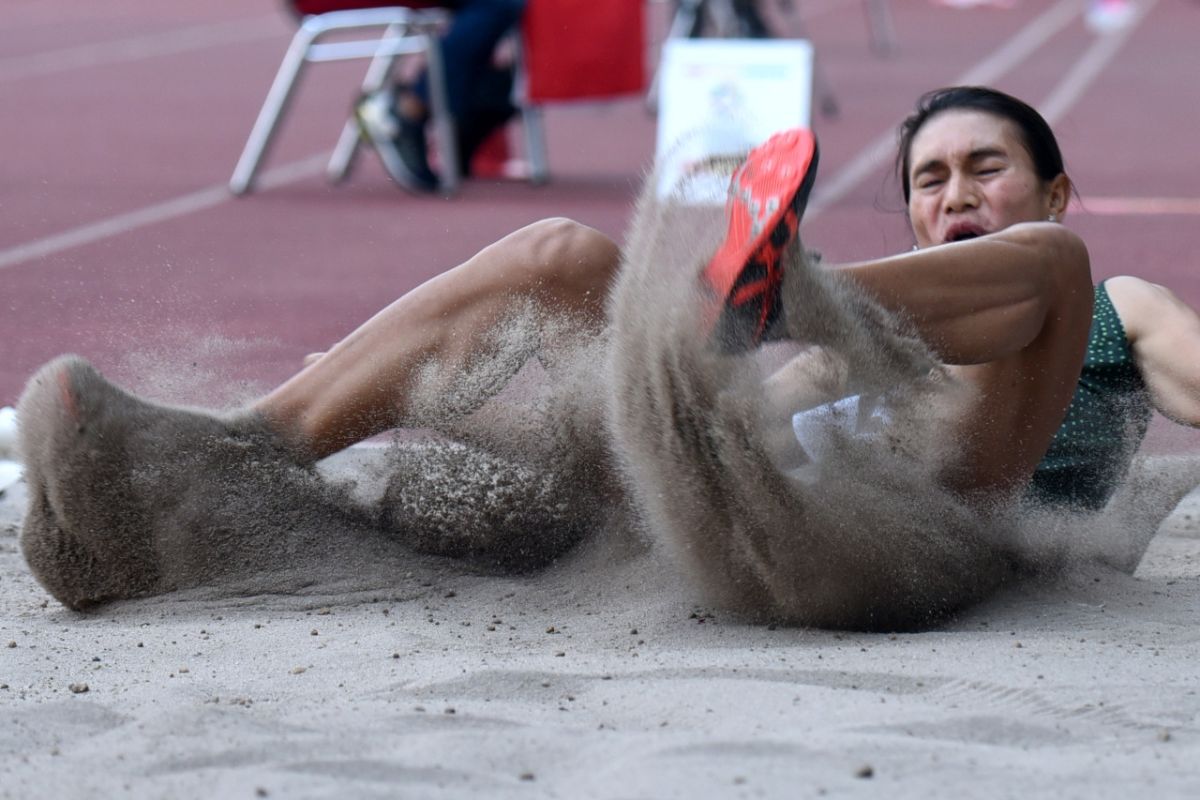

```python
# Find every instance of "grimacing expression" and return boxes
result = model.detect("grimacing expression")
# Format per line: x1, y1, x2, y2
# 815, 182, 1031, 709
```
905, 109, 1068, 249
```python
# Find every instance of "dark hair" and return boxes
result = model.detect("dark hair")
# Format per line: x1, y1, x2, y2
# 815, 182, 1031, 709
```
896, 86, 1066, 204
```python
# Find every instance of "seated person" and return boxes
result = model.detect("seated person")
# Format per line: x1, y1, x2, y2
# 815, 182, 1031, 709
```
355, 0, 526, 192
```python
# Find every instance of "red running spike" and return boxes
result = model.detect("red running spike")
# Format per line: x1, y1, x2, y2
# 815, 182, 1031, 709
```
702, 127, 819, 351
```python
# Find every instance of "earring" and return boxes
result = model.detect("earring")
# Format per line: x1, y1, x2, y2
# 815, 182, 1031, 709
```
1047, 213, 1058, 222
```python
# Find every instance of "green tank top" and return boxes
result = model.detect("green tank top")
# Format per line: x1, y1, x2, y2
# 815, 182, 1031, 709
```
1027, 282, 1152, 509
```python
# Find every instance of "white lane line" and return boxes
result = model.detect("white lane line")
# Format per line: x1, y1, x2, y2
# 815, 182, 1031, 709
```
1073, 196, 1200, 215
1040, 0, 1158, 124
808, 0, 1084, 218
0, 16, 285, 83
0, 155, 328, 272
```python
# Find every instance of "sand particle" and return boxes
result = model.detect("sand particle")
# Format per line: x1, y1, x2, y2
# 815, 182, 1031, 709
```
68, 683, 88, 694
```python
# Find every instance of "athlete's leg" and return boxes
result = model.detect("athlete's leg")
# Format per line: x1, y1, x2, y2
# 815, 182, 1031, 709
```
254, 217, 620, 461
16, 217, 619, 607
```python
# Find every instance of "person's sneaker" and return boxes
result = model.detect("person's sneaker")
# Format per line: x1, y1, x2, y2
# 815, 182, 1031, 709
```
702, 127, 819, 351
355, 89, 439, 194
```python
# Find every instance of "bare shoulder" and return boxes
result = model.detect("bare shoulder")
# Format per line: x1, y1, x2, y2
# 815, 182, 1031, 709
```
1104, 275, 1196, 342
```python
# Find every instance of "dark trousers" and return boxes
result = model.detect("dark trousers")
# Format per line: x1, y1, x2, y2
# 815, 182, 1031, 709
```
415, 0, 527, 119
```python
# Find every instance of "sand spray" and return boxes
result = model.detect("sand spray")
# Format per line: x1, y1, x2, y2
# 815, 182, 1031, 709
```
13, 172, 1200, 625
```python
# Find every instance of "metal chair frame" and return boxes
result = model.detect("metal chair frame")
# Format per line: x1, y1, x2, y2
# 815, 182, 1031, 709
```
230, 6, 459, 196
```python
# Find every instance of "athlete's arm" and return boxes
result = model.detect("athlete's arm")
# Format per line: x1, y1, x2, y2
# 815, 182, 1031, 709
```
835, 222, 1091, 365
1106, 275, 1200, 426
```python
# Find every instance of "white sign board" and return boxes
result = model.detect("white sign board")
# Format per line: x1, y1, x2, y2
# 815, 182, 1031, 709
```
655, 38, 814, 202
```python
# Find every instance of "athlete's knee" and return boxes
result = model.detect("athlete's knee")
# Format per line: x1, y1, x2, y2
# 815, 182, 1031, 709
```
520, 217, 620, 298
1016, 222, 1091, 298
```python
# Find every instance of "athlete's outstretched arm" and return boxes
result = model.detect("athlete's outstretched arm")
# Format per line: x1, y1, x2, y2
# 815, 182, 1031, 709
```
835, 222, 1091, 365
1107, 275, 1200, 426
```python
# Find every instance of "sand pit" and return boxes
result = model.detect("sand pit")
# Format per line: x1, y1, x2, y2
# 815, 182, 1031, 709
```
7, 194, 1200, 796
2, 443, 1200, 798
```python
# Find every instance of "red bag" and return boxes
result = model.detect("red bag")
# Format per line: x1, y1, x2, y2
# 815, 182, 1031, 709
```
522, 0, 646, 102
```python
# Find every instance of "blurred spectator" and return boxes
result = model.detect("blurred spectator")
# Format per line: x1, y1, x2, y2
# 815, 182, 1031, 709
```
356, 0, 526, 193
675, 0, 776, 39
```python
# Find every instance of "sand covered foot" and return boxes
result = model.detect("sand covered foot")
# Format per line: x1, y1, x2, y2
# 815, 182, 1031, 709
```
17, 355, 377, 609
380, 440, 586, 570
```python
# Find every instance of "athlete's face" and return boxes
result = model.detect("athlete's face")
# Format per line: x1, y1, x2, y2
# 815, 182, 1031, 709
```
905, 110, 1069, 249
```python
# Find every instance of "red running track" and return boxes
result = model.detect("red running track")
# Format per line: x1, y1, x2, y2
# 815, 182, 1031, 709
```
2, 0, 1198, 450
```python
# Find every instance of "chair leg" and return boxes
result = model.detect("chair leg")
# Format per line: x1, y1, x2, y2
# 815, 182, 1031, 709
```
422, 33, 460, 193
510, 33, 548, 184
327, 24, 406, 185
863, 0, 897, 56
230, 28, 317, 196
784, 10, 838, 119
326, 120, 363, 185
646, 0, 707, 112
521, 105, 549, 185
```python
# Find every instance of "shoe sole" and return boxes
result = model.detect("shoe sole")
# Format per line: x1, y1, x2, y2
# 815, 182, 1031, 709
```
703, 128, 819, 349
354, 104, 438, 195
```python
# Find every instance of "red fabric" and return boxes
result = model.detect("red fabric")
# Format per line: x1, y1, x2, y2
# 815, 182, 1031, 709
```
470, 128, 512, 178
521, 0, 646, 102
290, 0, 444, 15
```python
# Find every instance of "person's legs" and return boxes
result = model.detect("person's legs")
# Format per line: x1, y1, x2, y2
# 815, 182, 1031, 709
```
359, 0, 526, 191
407, 0, 527, 120
254, 218, 619, 461
731, 0, 772, 38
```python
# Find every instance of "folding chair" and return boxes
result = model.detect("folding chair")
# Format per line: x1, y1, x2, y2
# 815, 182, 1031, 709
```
229, 0, 461, 196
